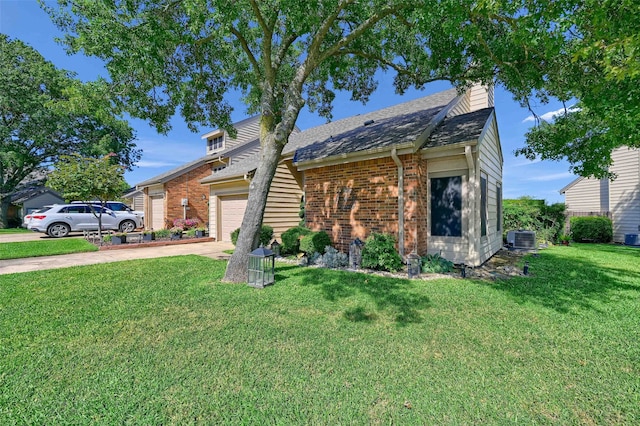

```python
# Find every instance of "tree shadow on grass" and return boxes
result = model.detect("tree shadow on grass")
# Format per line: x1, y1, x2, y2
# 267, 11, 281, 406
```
287, 267, 431, 326
480, 245, 640, 313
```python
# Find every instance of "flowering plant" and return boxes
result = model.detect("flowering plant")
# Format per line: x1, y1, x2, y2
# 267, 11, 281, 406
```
170, 226, 183, 234
172, 218, 202, 230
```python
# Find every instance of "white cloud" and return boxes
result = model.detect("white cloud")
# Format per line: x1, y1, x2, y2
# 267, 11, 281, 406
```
526, 172, 574, 182
136, 160, 181, 168
522, 106, 580, 123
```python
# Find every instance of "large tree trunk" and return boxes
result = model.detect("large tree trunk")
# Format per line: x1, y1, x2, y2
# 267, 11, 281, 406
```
0, 196, 11, 229
223, 135, 284, 283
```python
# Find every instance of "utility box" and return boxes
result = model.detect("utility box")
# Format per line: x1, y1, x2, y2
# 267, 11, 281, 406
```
506, 230, 536, 250
181, 198, 188, 206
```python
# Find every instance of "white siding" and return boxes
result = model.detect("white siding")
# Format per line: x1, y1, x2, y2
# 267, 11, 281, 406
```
609, 147, 640, 242
563, 178, 609, 212
476, 117, 503, 265
263, 162, 304, 239
469, 85, 494, 111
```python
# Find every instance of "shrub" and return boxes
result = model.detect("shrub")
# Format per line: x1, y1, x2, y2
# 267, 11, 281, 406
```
361, 233, 403, 272
503, 197, 566, 243
570, 216, 613, 243
281, 226, 311, 255
300, 231, 332, 255
155, 229, 171, 239
230, 225, 274, 247
321, 246, 349, 269
421, 253, 454, 274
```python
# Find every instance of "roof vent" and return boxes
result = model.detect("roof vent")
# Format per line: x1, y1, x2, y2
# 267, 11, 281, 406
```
363, 119, 375, 126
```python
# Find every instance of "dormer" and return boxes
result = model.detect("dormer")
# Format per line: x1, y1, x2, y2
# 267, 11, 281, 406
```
202, 130, 226, 155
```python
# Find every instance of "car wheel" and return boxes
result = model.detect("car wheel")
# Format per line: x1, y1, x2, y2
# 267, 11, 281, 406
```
48, 222, 70, 238
119, 220, 136, 233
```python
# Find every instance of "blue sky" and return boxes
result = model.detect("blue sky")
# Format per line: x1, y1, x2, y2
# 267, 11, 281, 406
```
1, 0, 576, 203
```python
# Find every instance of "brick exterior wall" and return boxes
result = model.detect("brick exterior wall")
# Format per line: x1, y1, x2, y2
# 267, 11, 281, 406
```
304, 154, 428, 255
164, 163, 212, 228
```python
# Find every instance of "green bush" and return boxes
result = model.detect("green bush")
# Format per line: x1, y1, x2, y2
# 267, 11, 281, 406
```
421, 253, 455, 274
570, 216, 613, 243
230, 225, 274, 247
281, 226, 311, 255
361, 233, 403, 272
503, 197, 566, 243
300, 231, 332, 255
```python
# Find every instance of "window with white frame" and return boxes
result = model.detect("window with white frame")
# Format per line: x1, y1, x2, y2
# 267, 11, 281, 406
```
480, 172, 488, 237
207, 134, 224, 152
496, 183, 502, 232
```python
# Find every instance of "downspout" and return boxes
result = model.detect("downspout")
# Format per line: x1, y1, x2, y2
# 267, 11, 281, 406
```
465, 146, 476, 265
391, 148, 405, 258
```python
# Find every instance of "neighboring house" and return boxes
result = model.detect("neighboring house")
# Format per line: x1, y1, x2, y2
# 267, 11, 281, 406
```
9, 186, 64, 226
560, 146, 640, 242
135, 115, 264, 231
199, 85, 503, 266
122, 187, 145, 212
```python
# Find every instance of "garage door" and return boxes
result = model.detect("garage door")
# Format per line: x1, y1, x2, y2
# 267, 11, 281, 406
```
151, 196, 165, 230
220, 194, 248, 242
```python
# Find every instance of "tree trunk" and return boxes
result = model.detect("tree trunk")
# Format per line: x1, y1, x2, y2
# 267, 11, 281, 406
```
223, 136, 284, 283
0, 196, 11, 229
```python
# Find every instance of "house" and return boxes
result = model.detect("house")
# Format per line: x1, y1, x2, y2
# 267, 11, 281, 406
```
198, 85, 502, 265
9, 186, 64, 227
291, 85, 502, 266
560, 146, 640, 242
134, 115, 264, 231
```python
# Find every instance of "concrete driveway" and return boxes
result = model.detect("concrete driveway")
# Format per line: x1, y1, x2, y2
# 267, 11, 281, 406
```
0, 233, 235, 275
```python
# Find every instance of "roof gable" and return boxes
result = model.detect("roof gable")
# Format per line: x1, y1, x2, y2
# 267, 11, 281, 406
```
424, 107, 495, 149
290, 88, 458, 163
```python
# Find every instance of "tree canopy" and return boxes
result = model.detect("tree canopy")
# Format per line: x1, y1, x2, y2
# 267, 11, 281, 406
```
516, 0, 640, 178
43, 0, 633, 281
0, 34, 139, 228
47, 153, 130, 238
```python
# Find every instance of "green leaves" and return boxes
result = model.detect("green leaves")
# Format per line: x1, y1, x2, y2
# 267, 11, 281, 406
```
47, 154, 129, 203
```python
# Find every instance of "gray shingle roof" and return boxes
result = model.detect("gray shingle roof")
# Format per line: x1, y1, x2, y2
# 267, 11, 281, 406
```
136, 137, 259, 187
424, 107, 494, 149
290, 88, 458, 163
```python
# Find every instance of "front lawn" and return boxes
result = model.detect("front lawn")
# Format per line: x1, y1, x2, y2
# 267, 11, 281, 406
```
0, 238, 98, 260
0, 228, 30, 234
0, 245, 638, 424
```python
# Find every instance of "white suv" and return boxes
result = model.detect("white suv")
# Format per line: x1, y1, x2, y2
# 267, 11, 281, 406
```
72, 200, 144, 221
27, 204, 143, 238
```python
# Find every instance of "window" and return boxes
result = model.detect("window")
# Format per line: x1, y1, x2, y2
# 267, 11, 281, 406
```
496, 183, 502, 231
207, 135, 224, 151
430, 176, 462, 237
481, 173, 487, 237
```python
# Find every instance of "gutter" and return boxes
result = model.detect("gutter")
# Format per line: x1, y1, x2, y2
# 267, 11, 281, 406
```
391, 148, 405, 258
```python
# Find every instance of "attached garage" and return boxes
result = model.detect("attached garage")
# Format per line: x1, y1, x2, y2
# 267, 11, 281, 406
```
150, 196, 165, 230
218, 194, 248, 242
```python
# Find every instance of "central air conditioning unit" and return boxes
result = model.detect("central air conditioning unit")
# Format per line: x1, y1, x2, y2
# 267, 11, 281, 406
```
506, 230, 536, 250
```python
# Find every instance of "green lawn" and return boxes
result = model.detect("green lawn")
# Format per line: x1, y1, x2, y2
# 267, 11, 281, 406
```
0, 244, 638, 424
0, 228, 30, 234
0, 238, 98, 260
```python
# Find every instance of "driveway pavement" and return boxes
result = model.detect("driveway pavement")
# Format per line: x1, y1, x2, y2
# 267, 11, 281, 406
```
0, 233, 235, 275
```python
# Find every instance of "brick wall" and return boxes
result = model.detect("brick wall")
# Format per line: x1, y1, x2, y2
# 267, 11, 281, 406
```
165, 163, 212, 228
304, 154, 427, 255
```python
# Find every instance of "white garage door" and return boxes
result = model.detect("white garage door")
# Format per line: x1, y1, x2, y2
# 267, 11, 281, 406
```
220, 194, 248, 242
151, 196, 165, 230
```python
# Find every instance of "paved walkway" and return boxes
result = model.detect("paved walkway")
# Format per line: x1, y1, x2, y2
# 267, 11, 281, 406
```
0, 233, 235, 275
